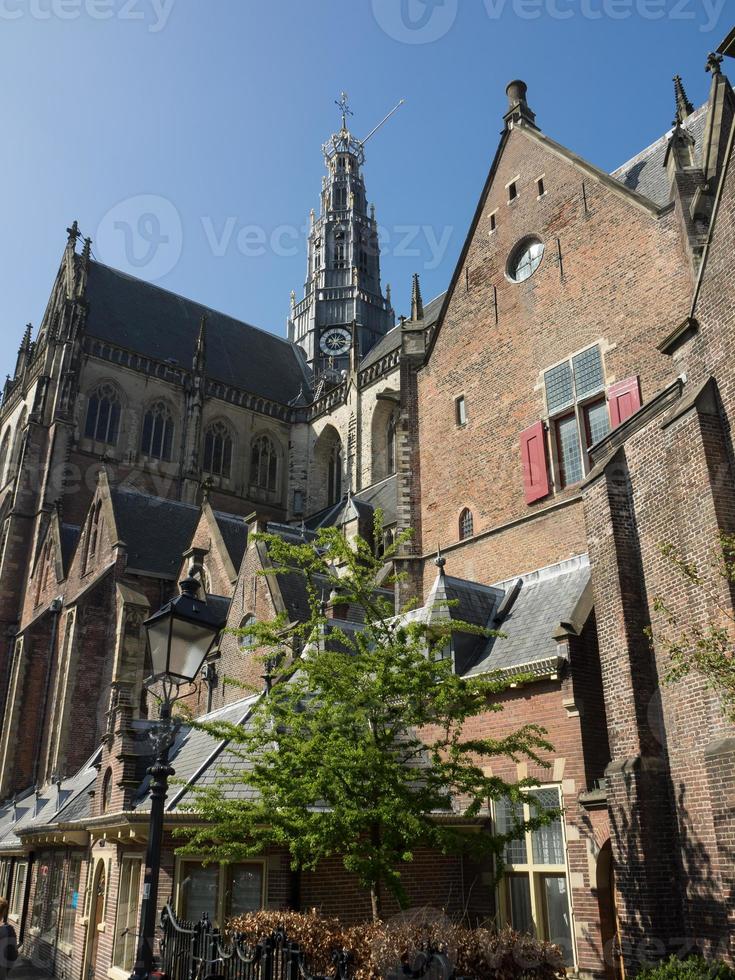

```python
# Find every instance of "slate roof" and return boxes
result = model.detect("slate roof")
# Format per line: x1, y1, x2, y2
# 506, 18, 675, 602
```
130, 694, 260, 813
305, 475, 398, 531
213, 511, 248, 572
359, 292, 446, 371
85, 261, 311, 405
0, 753, 99, 852
465, 554, 591, 677
611, 104, 708, 207
111, 485, 201, 577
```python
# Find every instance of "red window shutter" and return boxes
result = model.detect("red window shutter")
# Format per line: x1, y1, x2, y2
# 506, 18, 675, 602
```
520, 421, 550, 504
608, 376, 641, 427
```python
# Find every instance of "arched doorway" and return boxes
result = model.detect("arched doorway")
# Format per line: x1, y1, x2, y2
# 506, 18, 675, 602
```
84, 861, 107, 980
597, 841, 623, 980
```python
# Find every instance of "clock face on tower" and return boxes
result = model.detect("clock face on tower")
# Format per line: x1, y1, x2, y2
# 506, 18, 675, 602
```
320, 327, 352, 356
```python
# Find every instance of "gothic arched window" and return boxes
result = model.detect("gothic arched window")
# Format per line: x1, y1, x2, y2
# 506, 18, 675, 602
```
0, 428, 10, 485
203, 421, 233, 479
85, 384, 121, 446
250, 436, 278, 492
328, 443, 343, 506
238, 614, 257, 651
101, 767, 112, 813
386, 411, 398, 477
141, 402, 174, 461
459, 508, 474, 541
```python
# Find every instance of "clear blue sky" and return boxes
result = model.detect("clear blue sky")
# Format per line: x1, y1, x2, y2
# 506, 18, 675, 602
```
0, 1, 728, 381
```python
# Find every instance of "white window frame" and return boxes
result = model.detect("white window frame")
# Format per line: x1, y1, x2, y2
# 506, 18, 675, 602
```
494, 785, 577, 968
111, 855, 142, 975
9, 860, 27, 920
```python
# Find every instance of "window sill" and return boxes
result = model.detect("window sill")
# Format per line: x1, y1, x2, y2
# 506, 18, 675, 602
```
108, 966, 133, 980
57, 942, 73, 956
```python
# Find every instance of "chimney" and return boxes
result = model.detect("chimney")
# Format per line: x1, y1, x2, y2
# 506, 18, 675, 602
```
504, 79, 537, 129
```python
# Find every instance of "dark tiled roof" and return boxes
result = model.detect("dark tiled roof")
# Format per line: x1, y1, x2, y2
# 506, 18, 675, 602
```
85, 261, 311, 404
0, 754, 99, 850
213, 511, 248, 572
305, 475, 397, 531
359, 292, 446, 371
610, 104, 708, 207
465, 555, 591, 677
111, 486, 201, 577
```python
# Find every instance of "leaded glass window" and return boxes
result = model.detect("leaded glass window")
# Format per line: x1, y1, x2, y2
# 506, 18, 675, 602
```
250, 436, 278, 492
85, 384, 121, 445
141, 402, 174, 461
203, 422, 233, 479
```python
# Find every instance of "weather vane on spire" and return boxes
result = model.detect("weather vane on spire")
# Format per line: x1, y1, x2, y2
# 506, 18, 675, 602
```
336, 91, 353, 130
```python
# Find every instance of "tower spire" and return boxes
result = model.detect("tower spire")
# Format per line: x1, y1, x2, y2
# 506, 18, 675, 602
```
411, 273, 424, 321
673, 75, 694, 122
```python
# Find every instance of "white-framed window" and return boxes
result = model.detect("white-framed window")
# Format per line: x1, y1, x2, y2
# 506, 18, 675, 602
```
494, 786, 575, 967
544, 344, 609, 489
59, 854, 83, 948
113, 857, 141, 972
176, 859, 265, 927
455, 396, 467, 427
10, 861, 27, 919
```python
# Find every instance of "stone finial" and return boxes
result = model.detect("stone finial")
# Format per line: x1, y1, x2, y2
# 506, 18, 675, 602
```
81, 236, 92, 265
706, 51, 723, 76
673, 75, 694, 121
20, 323, 32, 351
411, 273, 424, 321
66, 220, 80, 247
434, 546, 446, 574
386, 283, 392, 306
504, 79, 537, 129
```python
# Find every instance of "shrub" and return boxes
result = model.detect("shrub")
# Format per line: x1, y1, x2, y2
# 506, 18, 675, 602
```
638, 956, 735, 980
227, 908, 567, 980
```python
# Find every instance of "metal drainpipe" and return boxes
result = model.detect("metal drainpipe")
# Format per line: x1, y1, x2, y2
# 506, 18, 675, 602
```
32, 597, 63, 788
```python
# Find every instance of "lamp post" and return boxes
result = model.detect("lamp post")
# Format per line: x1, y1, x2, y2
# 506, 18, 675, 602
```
129, 571, 224, 980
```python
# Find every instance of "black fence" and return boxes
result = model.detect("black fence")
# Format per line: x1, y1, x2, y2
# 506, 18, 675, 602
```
159, 904, 455, 980
159, 903, 351, 980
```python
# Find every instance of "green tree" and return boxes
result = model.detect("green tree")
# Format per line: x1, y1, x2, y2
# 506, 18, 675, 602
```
651, 535, 735, 723
179, 520, 554, 921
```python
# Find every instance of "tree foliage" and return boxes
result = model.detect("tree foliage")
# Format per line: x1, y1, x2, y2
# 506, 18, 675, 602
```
651, 535, 735, 724
178, 518, 554, 920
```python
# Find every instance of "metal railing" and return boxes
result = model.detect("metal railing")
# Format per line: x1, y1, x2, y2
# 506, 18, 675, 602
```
159, 904, 351, 980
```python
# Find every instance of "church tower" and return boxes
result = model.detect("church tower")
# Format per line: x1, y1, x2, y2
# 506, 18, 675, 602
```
288, 94, 394, 372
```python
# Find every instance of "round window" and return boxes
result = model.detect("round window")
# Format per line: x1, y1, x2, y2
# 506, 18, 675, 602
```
507, 238, 545, 283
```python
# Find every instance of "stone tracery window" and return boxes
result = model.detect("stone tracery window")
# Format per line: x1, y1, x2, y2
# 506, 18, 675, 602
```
386, 411, 397, 477
84, 383, 121, 445
203, 421, 233, 479
328, 443, 342, 506
141, 401, 174, 461
250, 435, 278, 492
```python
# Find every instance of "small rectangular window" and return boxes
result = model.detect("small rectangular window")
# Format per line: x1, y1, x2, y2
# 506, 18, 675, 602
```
508, 181, 518, 202
489, 211, 497, 233
572, 345, 604, 400
537, 177, 546, 197
455, 396, 467, 426
10, 862, 27, 918
583, 399, 610, 448
544, 362, 575, 415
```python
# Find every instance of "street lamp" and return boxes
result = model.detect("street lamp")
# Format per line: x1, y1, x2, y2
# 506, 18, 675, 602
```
129, 571, 225, 980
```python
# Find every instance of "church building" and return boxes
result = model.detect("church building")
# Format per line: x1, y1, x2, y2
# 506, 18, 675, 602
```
0, 31, 735, 980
